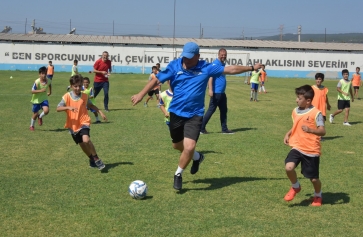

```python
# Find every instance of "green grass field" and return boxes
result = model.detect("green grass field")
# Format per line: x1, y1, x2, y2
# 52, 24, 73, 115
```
1, 71, 363, 236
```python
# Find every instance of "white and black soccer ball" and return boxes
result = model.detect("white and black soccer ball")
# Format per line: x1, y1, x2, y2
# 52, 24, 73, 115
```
129, 180, 148, 200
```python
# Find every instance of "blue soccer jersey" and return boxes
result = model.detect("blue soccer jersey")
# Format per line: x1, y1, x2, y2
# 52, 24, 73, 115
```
156, 57, 224, 117
211, 58, 227, 93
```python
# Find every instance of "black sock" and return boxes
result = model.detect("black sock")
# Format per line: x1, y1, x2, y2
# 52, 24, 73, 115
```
92, 154, 99, 161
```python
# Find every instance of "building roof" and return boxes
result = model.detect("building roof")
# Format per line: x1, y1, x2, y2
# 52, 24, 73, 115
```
1, 33, 363, 51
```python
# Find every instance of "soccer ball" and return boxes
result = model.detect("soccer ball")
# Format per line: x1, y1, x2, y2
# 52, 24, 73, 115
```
129, 180, 148, 199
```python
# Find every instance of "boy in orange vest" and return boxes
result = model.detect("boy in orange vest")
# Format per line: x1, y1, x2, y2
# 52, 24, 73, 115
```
351, 67, 361, 99
57, 75, 107, 170
283, 85, 326, 206
311, 73, 331, 120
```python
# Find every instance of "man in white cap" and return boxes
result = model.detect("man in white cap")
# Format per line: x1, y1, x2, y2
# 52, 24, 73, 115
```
131, 42, 262, 190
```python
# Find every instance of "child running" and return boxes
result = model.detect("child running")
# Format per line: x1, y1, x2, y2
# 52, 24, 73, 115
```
30, 66, 52, 131
144, 66, 160, 107
159, 81, 173, 129
329, 69, 354, 126
283, 85, 325, 206
57, 75, 107, 170
82, 77, 101, 123
351, 67, 361, 99
259, 64, 267, 93
312, 73, 331, 121
248, 68, 261, 101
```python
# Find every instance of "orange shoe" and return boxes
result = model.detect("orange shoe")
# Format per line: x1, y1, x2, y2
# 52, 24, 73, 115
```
284, 186, 301, 201
311, 196, 322, 206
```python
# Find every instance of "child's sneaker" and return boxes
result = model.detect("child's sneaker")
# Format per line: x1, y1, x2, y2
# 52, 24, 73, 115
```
329, 114, 334, 123
343, 122, 351, 126
284, 186, 301, 201
38, 116, 43, 126
144, 102, 148, 107
95, 159, 106, 170
29, 126, 35, 131
89, 159, 97, 168
311, 196, 322, 206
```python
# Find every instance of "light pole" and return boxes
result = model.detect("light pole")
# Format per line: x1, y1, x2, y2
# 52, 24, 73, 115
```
173, 0, 176, 57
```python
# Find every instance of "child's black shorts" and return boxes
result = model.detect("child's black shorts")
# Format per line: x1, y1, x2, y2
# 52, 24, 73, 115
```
285, 149, 320, 179
71, 128, 90, 144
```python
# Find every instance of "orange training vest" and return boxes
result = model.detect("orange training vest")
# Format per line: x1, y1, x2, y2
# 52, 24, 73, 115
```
352, 73, 361, 87
63, 92, 91, 132
311, 85, 328, 116
288, 107, 322, 156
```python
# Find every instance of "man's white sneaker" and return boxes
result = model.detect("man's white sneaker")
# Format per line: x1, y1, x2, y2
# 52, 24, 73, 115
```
343, 122, 351, 126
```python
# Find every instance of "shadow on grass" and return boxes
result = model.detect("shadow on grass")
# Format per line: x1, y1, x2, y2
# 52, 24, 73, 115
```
43, 128, 68, 132
349, 121, 362, 125
140, 196, 153, 200
101, 161, 133, 173
288, 192, 350, 207
106, 108, 135, 111
198, 150, 222, 155
92, 121, 112, 125
231, 127, 257, 133
178, 176, 283, 194
322, 136, 343, 141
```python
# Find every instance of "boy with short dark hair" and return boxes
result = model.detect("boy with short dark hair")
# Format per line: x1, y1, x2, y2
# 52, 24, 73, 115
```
47, 61, 54, 80
259, 64, 267, 93
144, 66, 160, 107
329, 69, 354, 126
312, 73, 331, 121
57, 75, 107, 170
67, 60, 79, 91
30, 66, 52, 131
283, 85, 326, 206
247, 68, 261, 101
351, 67, 361, 99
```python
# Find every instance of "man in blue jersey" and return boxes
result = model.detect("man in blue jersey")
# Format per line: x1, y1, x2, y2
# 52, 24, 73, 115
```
131, 42, 261, 190
200, 48, 234, 135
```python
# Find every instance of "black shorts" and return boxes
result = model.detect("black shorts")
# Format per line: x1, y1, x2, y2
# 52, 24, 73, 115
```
337, 100, 350, 110
71, 128, 90, 144
169, 112, 202, 143
353, 86, 359, 90
285, 149, 320, 179
323, 116, 326, 121
148, 89, 159, 96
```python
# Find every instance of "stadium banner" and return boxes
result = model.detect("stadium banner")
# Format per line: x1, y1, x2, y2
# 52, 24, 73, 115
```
1, 43, 362, 78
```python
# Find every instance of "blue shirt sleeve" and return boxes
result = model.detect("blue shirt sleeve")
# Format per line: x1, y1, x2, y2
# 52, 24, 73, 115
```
207, 63, 224, 78
156, 67, 175, 84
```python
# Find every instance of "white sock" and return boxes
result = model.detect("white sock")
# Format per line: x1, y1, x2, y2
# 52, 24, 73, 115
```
254, 91, 258, 100
39, 111, 45, 118
175, 166, 184, 175
30, 119, 35, 127
259, 87, 261, 92
251, 91, 254, 99
95, 116, 100, 121
314, 191, 322, 197
292, 181, 300, 189
262, 86, 265, 92
192, 151, 200, 161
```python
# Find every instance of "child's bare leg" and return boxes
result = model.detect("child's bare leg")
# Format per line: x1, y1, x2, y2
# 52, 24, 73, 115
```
344, 108, 350, 122
42, 106, 49, 116
332, 109, 343, 117
79, 142, 91, 156
310, 178, 321, 194
285, 162, 298, 184
81, 135, 97, 156
31, 112, 38, 120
